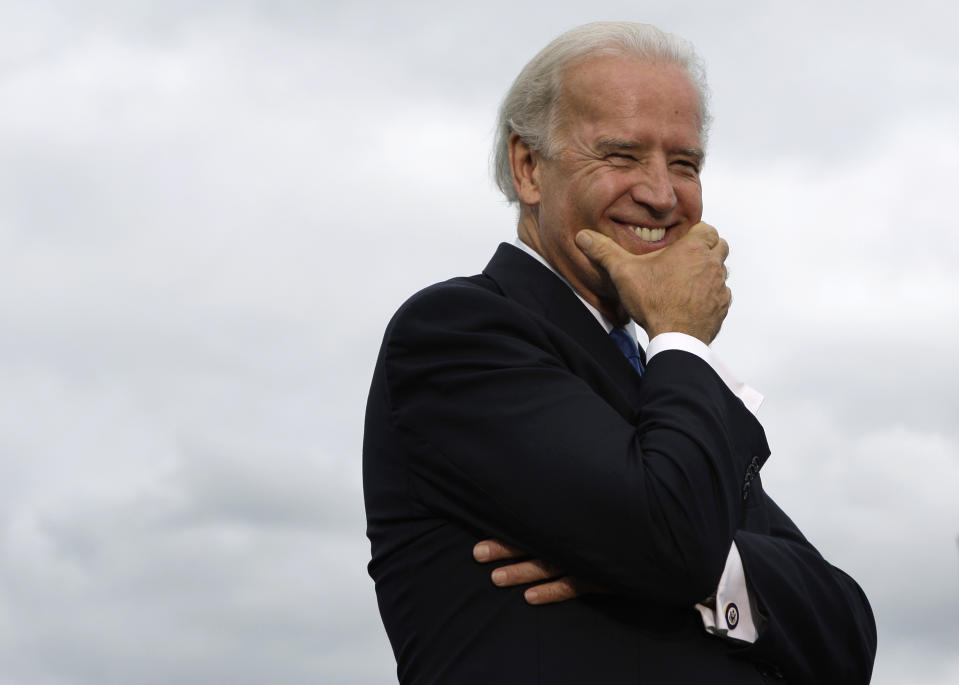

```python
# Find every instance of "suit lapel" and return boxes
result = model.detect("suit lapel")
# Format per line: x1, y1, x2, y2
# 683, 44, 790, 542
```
482, 242, 644, 417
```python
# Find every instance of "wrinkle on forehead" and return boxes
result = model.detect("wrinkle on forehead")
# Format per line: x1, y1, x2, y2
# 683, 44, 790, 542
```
550, 56, 704, 153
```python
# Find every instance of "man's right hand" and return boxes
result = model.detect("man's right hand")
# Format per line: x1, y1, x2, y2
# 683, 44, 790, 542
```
574, 222, 731, 344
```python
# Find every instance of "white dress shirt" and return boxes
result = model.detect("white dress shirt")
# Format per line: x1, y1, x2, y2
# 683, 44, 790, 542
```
512, 239, 762, 643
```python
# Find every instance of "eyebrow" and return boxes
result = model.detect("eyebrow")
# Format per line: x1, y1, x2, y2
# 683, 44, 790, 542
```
595, 137, 641, 152
676, 147, 706, 163
595, 137, 705, 162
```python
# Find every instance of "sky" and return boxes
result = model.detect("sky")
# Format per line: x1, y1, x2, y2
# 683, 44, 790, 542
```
1, 0, 957, 683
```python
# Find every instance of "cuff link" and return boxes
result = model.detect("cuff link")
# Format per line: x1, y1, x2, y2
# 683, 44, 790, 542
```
724, 602, 740, 629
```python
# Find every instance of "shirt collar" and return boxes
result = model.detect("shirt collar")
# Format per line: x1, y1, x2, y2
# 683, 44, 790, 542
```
512, 238, 639, 341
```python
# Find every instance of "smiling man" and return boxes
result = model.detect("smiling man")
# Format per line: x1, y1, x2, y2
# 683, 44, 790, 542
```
513, 55, 709, 329
364, 22, 876, 684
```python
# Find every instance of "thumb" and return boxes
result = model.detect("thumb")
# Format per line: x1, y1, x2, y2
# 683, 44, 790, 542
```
574, 230, 630, 268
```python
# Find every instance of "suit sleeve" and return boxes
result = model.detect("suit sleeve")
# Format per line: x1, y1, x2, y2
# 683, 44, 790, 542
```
383, 283, 764, 604
732, 495, 878, 684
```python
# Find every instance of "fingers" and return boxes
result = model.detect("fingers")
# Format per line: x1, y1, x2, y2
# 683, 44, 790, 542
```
490, 559, 564, 588
524, 576, 596, 605
473, 539, 525, 563
687, 221, 719, 248
716, 236, 729, 263
687, 221, 730, 285
473, 538, 604, 606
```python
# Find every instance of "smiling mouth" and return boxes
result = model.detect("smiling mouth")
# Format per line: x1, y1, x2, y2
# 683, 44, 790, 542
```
613, 219, 668, 243
629, 225, 666, 242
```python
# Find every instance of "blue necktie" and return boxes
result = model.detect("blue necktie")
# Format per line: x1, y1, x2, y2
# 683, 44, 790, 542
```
609, 327, 645, 377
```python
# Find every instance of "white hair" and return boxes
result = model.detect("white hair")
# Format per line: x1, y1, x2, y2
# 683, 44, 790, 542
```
492, 21, 711, 203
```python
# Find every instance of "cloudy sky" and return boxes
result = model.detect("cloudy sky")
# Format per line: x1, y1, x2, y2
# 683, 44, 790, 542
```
1, 1, 957, 683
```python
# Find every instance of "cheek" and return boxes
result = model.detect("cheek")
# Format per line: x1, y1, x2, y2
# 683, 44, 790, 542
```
676, 179, 703, 212
576, 174, 628, 217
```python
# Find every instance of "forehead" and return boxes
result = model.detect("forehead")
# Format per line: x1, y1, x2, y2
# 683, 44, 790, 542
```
557, 55, 703, 145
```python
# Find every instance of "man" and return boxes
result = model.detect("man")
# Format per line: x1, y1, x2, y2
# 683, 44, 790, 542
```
364, 22, 876, 684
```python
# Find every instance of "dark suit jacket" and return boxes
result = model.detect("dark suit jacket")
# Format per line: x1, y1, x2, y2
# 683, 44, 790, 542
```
364, 243, 876, 684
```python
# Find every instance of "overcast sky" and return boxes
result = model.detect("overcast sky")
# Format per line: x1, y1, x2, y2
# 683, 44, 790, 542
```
1, 1, 957, 683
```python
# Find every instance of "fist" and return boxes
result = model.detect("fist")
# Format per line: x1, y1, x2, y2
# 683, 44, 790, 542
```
575, 222, 731, 344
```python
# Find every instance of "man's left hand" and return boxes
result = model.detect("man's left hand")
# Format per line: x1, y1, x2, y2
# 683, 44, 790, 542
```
473, 539, 601, 605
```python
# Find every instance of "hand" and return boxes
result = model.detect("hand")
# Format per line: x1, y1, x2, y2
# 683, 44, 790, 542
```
472, 539, 601, 605
574, 222, 731, 344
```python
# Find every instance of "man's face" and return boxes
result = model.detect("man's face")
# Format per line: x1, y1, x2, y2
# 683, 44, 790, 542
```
519, 55, 705, 310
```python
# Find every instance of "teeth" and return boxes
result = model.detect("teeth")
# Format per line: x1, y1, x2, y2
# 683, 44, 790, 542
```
632, 226, 666, 242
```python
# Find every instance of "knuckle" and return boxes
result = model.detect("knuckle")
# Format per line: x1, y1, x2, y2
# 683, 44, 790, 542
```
518, 561, 539, 578
607, 261, 627, 282
545, 583, 568, 602
523, 562, 544, 581
589, 232, 609, 252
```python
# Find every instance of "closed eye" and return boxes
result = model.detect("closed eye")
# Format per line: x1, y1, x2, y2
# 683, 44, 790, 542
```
672, 159, 700, 173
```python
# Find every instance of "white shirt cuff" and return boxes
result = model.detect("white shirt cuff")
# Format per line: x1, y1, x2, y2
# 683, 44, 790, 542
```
646, 333, 764, 415
694, 541, 759, 643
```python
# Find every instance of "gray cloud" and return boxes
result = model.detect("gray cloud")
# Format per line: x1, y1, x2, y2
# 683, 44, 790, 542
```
1, 1, 957, 683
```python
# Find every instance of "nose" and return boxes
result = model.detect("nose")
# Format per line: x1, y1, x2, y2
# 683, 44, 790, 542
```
629, 158, 677, 214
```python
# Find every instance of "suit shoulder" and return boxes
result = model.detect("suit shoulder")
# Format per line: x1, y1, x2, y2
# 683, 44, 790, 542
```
399, 273, 500, 310
385, 273, 521, 336
376, 271, 553, 381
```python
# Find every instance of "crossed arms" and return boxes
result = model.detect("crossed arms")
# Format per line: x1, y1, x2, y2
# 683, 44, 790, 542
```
381, 226, 876, 683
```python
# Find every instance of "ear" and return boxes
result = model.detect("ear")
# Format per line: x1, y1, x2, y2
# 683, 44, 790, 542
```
509, 133, 543, 206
